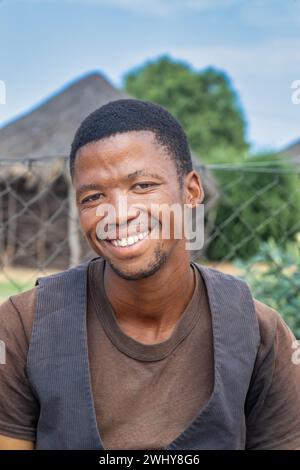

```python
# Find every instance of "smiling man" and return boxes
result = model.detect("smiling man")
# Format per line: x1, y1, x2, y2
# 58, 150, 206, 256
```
1, 99, 300, 450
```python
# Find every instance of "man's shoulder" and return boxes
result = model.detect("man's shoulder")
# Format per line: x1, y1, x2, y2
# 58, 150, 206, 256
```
34, 256, 100, 286
0, 256, 101, 316
0, 262, 79, 321
253, 298, 284, 346
1, 286, 37, 316
10, 285, 37, 306
0, 286, 38, 342
251, 298, 297, 376
0, 257, 100, 339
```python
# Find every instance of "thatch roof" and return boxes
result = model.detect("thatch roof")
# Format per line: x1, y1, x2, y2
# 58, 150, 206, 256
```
0, 72, 129, 183
0, 72, 127, 159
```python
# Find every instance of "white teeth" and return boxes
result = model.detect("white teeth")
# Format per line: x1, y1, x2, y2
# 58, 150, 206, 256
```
110, 231, 149, 247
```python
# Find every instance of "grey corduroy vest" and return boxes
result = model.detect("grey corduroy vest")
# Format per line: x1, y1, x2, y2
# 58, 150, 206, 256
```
26, 257, 260, 450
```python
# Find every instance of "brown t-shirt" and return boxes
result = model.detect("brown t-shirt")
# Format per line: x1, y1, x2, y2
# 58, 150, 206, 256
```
0, 257, 300, 450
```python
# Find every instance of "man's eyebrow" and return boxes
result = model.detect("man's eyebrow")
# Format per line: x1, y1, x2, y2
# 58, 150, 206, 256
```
126, 170, 163, 180
76, 183, 104, 198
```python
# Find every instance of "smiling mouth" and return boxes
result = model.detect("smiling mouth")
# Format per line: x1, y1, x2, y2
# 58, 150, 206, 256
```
104, 230, 150, 248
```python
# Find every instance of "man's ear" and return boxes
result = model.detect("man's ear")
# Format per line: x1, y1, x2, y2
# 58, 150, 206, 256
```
184, 170, 204, 207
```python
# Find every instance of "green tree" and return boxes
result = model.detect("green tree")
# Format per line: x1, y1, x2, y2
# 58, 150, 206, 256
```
123, 55, 248, 160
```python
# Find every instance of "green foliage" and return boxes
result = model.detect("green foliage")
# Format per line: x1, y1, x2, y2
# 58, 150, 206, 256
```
206, 153, 300, 260
123, 55, 248, 159
235, 239, 300, 338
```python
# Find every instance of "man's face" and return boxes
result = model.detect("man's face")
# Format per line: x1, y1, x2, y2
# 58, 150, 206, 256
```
73, 130, 191, 280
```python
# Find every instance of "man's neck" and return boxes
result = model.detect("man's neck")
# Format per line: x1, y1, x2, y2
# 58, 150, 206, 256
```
103, 255, 195, 344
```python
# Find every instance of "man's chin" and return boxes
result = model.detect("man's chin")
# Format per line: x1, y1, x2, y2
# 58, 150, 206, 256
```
106, 249, 167, 281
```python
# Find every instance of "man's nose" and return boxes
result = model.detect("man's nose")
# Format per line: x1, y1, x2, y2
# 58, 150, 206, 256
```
111, 193, 140, 227
96, 193, 141, 239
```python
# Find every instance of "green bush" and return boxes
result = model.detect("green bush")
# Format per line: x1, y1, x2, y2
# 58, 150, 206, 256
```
206, 153, 300, 260
234, 239, 300, 338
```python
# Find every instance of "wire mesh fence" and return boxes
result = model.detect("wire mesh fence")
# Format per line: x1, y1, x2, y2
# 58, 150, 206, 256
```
0, 156, 299, 302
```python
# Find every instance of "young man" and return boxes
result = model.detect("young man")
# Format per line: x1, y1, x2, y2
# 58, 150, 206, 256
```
0, 99, 300, 450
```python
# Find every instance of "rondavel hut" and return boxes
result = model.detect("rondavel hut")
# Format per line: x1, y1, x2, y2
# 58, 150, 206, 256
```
0, 72, 218, 271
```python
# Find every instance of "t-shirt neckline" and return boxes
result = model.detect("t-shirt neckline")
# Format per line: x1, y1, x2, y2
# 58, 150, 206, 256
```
89, 257, 205, 362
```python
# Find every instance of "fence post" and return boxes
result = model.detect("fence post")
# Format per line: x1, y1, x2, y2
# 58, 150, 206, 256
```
67, 173, 81, 267
5, 183, 17, 266
36, 179, 49, 268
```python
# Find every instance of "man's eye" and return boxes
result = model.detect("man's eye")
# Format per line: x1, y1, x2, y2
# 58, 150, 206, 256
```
133, 183, 157, 190
81, 193, 103, 204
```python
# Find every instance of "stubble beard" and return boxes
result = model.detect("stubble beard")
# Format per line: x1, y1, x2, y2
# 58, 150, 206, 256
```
106, 244, 168, 281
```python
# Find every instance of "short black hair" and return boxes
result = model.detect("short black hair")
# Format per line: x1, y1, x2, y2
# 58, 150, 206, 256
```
69, 98, 193, 187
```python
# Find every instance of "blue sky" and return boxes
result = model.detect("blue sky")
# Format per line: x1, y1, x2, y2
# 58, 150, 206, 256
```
0, 0, 299, 152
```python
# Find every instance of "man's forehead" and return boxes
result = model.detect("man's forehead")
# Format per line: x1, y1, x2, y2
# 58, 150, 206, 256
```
78, 129, 159, 155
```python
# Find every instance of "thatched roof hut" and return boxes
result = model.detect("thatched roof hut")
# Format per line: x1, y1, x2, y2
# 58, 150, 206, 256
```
0, 72, 128, 159
0, 72, 218, 269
